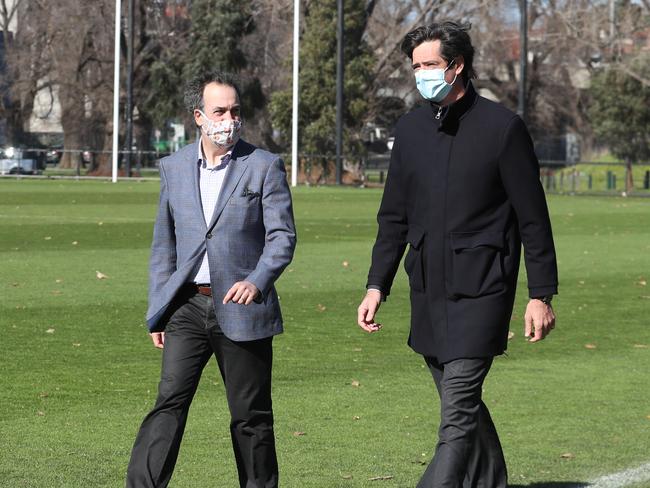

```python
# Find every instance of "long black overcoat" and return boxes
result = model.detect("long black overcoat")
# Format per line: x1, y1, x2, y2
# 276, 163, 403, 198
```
367, 83, 558, 362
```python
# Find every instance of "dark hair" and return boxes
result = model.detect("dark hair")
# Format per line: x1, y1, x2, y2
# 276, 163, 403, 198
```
400, 21, 476, 83
183, 70, 241, 113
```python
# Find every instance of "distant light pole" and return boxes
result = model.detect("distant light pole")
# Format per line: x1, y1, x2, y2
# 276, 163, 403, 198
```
517, 0, 528, 122
335, 0, 344, 185
124, 0, 134, 177
111, 0, 122, 183
291, 0, 299, 187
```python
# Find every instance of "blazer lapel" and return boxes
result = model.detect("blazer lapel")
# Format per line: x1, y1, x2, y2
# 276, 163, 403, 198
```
207, 143, 250, 232
186, 141, 206, 230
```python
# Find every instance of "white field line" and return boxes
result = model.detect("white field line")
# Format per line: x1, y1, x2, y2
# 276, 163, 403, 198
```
588, 461, 650, 488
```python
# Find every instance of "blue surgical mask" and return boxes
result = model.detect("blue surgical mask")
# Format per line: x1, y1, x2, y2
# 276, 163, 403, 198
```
415, 60, 457, 102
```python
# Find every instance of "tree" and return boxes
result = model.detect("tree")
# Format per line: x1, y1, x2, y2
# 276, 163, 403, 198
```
0, 0, 53, 147
269, 0, 374, 183
589, 54, 650, 193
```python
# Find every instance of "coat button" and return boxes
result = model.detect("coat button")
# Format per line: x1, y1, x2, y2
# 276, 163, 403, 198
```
206, 232, 213, 239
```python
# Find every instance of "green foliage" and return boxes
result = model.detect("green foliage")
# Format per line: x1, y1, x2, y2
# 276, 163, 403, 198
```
269, 0, 374, 162
589, 56, 650, 163
143, 0, 262, 128
182, 0, 254, 78
143, 58, 185, 127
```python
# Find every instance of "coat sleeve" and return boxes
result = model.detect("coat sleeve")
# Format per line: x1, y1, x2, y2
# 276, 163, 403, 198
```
366, 136, 409, 297
246, 157, 297, 300
498, 115, 558, 298
148, 160, 177, 307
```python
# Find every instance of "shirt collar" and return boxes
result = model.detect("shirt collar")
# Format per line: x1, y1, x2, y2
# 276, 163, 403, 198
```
198, 141, 232, 170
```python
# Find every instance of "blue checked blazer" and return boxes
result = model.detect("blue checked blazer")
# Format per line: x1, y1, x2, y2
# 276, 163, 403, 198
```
146, 139, 297, 341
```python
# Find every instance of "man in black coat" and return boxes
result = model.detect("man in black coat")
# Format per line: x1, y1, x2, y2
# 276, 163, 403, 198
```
357, 21, 558, 487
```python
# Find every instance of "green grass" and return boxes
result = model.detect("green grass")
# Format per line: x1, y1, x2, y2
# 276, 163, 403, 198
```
1, 180, 649, 487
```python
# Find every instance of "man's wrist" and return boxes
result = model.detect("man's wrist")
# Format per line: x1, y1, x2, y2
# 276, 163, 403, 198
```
366, 287, 385, 302
532, 295, 553, 305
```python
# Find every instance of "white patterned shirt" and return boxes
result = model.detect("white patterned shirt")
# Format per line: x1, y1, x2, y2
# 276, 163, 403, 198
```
192, 142, 232, 284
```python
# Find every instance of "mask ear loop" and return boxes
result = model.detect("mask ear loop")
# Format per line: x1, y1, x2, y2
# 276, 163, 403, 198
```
444, 59, 458, 86
197, 110, 211, 133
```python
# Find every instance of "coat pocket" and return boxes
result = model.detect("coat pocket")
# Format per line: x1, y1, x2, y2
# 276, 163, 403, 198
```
447, 231, 505, 299
404, 226, 426, 292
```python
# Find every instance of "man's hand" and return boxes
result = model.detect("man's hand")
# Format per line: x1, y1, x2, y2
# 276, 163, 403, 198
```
223, 281, 260, 305
524, 299, 556, 343
357, 290, 383, 333
150, 332, 165, 349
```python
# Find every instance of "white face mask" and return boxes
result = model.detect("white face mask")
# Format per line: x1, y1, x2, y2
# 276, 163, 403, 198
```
199, 110, 242, 148
414, 60, 457, 102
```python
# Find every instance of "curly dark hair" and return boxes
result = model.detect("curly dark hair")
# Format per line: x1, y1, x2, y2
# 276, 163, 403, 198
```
400, 21, 476, 83
183, 70, 241, 113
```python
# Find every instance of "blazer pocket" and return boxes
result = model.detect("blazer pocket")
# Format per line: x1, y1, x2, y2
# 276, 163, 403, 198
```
404, 226, 426, 292
230, 187, 261, 206
447, 231, 505, 299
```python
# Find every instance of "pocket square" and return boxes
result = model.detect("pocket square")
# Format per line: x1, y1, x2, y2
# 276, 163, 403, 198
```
241, 188, 261, 198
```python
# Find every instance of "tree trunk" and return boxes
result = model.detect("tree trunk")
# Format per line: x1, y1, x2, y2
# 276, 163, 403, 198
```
57, 85, 85, 169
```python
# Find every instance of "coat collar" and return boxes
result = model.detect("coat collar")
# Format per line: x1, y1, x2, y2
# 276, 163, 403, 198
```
430, 81, 479, 133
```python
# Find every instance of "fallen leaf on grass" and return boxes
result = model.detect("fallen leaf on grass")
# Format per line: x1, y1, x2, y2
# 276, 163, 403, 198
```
98, 221, 103, 226
96, 271, 108, 280
368, 475, 394, 481
72, 241, 78, 246
55, 279, 63, 284
640, 296, 650, 300
584, 344, 597, 349
39, 392, 49, 398
637, 280, 647, 286
44, 236, 52, 240
633, 344, 648, 349
316, 304, 326, 312
507, 331, 515, 340
353, 415, 360, 420
353, 347, 362, 352
560, 453, 575, 459
72, 343, 81, 347
341, 474, 353, 479
37, 411, 45, 416
351, 380, 360, 387
292, 431, 305, 437
46, 328, 55, 334
342, 261, 349, 268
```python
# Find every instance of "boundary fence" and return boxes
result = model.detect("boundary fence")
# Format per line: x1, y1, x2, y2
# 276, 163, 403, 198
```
2, 147, 649, 197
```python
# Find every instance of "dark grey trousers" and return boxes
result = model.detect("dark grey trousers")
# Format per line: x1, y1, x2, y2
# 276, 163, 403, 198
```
126, 290, 278, 488
417, 357, 507, 488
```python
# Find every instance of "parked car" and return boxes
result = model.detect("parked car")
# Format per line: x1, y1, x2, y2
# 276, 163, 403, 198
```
0, 147, 42, 175
45, 147, 63, 166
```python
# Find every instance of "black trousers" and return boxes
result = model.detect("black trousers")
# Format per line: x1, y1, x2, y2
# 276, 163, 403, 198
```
417, 357, 507, 488
126, 291, 278, 488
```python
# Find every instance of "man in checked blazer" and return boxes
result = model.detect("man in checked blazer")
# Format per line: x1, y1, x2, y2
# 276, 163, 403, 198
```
126, 71, 296, 488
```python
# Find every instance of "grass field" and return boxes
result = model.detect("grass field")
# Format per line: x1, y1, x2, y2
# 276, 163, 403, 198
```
1, 180, 649, 487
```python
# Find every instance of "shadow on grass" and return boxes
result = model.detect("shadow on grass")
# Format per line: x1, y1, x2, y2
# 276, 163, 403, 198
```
509, 483, 589, 488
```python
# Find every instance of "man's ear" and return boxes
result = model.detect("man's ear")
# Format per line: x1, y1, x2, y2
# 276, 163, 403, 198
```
194, 109, 203, 127
454, 56, 465, 77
